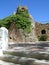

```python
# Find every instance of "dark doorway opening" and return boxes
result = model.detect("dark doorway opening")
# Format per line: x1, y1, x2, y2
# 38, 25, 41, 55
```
10, 37, 12, 39
41, 30, 46, 34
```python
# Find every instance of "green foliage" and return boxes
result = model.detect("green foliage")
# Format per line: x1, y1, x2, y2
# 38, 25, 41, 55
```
0, 16, 11, 29
15, 7, 31, 33
17, 6, 29, 18
0, 7, 31, 33
39, 34, 47, 41
15, 14, 31, 33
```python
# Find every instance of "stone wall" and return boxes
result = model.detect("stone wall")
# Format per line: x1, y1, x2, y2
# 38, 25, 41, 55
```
35, 22, 49, 41
8, 18, 38, 43
8, 22, 23, 42
8, 6, 38, 43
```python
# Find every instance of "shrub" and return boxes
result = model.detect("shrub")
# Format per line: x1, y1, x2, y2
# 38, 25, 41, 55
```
39, 34, 47, 41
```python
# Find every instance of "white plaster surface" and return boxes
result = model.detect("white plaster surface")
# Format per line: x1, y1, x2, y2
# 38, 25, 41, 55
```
0, 27, 8, 56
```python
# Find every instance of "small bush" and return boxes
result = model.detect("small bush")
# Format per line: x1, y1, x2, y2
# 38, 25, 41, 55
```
39, 34, 47, 41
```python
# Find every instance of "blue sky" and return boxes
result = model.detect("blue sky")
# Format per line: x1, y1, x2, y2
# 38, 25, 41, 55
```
0, 0, 49, 23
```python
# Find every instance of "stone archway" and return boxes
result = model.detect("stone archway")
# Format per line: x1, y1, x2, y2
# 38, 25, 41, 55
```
41, 29, 46, 34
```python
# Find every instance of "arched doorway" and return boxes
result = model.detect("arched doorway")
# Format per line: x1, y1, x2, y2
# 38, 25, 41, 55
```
41, 30, 46, 34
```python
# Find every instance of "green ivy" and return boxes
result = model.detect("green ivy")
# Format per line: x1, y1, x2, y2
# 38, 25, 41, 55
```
0, 6, 31, 33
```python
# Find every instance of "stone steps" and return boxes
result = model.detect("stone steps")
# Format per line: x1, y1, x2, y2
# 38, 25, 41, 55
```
3, 49, 49, 60
0, 60, 20, 65
0, 54, 49, 65
0, 54, 34, 64
0, 46, 49, 65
